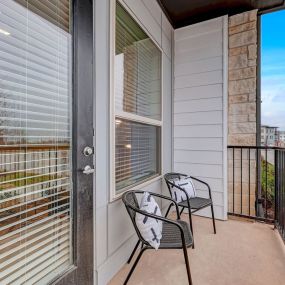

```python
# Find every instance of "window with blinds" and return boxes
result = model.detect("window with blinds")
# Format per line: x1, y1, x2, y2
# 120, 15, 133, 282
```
114, 2, 162, 194
0, 1, 73, 284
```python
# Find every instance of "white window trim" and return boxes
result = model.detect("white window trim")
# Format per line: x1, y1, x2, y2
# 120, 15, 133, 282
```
109, 0, 164, 201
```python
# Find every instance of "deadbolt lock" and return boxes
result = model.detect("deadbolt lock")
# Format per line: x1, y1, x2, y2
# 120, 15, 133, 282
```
83, 146, 94, 156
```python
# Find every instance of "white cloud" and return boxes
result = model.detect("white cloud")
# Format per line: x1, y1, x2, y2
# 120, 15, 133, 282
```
261, 49, 285, 130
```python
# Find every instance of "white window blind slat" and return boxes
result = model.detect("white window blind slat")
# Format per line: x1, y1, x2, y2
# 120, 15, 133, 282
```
0, 107, 68, 121
0, 50, 68, 82
0, 188, 69, 213
0, 179, 69, 197
0, 216, 70, 251
1, 226, 69, 268
1, 203, 70, 232
1, 245, 70, 284
1, 163, 69, 177
0, 169, 69, 186
0, 209, 70, 242
0, 196, 69, 223
23, 254, 70, 285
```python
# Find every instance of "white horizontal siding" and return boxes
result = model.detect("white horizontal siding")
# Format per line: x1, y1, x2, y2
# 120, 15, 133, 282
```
174, 84, 223, 101
173, 16, 228, 220
174, 97, 223, 113
175, 70, 223, 89
175, 44, 223, 64
175, 56, 223, 77
174, 137, 223, 151
174, 17, 223, 41
174, 111, 223, 126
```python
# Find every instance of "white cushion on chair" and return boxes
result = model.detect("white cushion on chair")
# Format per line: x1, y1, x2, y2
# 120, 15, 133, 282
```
135, 192, 163, 250
170, 177, 196, 203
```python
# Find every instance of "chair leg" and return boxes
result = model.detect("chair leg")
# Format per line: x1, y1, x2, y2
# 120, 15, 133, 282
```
179, 206, 185, 215
211, 204, 216, 234
127, 240, 140, 264
124, 247, 147, 285
188, 211, 194, 249
182, 244, 193, 285
165, 203, 173, 218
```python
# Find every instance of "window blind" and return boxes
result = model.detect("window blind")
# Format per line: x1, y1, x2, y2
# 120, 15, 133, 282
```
114, 2, 162, 193
115, 118, 160, 191
0, 1, 73, 284
115, 2, 161, 121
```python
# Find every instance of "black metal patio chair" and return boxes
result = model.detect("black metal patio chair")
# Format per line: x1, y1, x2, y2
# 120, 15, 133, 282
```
122, 190, 194, 285
164, 173, 216, 247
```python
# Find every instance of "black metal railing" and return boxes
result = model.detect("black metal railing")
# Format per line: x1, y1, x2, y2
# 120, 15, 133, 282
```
228, 146, 285, 233
275, 148, 285, 240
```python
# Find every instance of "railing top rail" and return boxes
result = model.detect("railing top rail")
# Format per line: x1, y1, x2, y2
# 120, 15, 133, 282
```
228, 145, 285, 150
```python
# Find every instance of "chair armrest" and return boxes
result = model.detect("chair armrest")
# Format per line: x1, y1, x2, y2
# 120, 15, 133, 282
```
148, 191, 181, 219
128, 205, 186, 243
188, 176, 213, 200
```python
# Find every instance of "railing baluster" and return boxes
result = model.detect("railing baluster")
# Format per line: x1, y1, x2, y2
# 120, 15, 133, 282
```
241, 148, 243, 215
274, 149, 278, 226
248, 148, 251, 216
280, 151, 285, 238
233, 148, 235, 214
265, 148, 268, 219
256, 147, 258, 218
280, 150, 282, 235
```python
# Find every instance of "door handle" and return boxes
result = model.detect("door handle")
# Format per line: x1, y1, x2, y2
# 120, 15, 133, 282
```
82, 165, 95, 175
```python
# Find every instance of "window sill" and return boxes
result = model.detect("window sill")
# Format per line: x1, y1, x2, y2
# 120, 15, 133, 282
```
110, 175, 163, 203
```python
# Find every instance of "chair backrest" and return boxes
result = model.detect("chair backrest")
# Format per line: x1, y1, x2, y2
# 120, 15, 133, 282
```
122, 190, 147, 244
164, 172, 187, 197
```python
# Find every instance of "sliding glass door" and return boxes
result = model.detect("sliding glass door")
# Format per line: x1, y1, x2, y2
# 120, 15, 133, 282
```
0, 0, 94, 284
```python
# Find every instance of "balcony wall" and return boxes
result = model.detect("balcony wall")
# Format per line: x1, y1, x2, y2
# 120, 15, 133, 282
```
94, 0, 173, 284
173, 16, 229, 220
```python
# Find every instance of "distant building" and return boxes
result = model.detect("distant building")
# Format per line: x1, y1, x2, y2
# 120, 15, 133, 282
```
261, 125, 279, 146
278, 130, 285, 147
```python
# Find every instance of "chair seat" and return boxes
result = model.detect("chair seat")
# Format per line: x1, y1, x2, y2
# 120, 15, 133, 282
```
159, 220, 193, 249
179, 197, 212, 209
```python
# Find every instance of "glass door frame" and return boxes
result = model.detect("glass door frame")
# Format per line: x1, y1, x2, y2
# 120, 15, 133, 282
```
54, 0, 94, 284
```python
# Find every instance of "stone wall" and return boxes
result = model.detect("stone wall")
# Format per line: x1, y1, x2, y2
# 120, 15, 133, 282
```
228, 10, 257, 146
228, 10, 258, 216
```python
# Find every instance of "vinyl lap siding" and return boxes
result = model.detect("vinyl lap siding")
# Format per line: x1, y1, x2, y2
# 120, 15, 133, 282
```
173, 17, 228, 220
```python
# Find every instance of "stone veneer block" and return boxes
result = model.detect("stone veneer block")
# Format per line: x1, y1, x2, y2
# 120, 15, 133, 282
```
229, 21, 256, 35
229, 46, 248, 56
229, 54, 248, 70
248, 44, 257, 59
229, 29, 257, 48
229, 13, 249, 27
228, 115, 249, 123
229, 122, 256, 134
248, 93, 257, 102
229, 102, 256, 115
229, 67, 256, 80
228, 134, 256, 146
248, 59, 257, 67
229, 78, 256, 95
248, 10, 257, 21
229, 94, 249, 104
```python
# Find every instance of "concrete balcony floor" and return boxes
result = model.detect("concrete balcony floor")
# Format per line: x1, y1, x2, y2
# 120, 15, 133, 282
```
109, 215, 285, 285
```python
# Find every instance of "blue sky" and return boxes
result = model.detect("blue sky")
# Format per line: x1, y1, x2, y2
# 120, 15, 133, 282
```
261, 10, 285, 130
